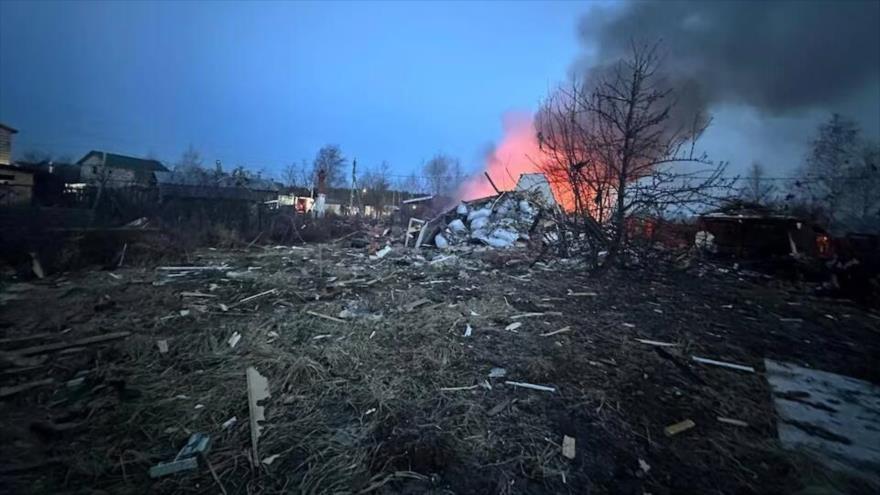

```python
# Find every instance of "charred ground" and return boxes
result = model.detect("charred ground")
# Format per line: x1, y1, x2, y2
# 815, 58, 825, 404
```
1, 244, 878, 494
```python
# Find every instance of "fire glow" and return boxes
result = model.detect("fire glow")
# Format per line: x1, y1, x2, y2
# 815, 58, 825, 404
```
457, 112, 583, 211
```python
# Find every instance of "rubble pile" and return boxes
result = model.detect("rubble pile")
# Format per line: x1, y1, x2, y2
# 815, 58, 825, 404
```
433, 192, 547, 249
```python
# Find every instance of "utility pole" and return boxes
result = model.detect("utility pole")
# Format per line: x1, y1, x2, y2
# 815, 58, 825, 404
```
349, 158, 357, 215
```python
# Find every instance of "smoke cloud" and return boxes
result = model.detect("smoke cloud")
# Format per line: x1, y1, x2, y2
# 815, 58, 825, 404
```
580, 1, 880, 117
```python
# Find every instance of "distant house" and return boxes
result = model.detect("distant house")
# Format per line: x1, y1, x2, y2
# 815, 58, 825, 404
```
0, 123, 18, 166
154, 170, 279, 202
0, 164, 34, 206
77, 151, 168, 188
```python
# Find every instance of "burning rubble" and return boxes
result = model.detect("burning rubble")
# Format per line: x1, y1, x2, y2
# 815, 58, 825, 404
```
433, 192, 544, 249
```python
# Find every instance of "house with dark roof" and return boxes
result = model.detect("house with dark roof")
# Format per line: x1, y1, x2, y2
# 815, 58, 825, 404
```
77, 151, 168, 188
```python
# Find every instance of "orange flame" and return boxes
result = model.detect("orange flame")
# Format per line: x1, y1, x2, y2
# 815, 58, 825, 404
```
458, 112, 580, 211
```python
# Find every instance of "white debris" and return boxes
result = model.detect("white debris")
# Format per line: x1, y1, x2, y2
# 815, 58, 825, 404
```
463, 324, 473, 337
227, 331, 242, 348
470, 216, 489, 231
467, 207, 492, 222
488, 367, 507, 378
435, 234, 449, 249
505, 322, 522, 331
375, 245, 392, 258
448, 218, 467, 233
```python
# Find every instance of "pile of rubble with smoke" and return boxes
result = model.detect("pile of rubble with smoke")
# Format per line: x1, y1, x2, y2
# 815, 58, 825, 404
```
433, 192, 544, 249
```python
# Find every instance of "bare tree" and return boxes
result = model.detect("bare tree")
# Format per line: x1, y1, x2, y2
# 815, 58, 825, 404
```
361, 161, 393, 213
423, 153, 461, 196
537, 41, 731, 267
282, 161, 306, 188
312, 145, 347, 188
175, 144, 203, 172
740, 162, 776, 205
794, 114, 879, 232
400, 172, 425, 196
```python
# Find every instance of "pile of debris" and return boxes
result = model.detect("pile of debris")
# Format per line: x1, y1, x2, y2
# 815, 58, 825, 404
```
429, 191, 552, 250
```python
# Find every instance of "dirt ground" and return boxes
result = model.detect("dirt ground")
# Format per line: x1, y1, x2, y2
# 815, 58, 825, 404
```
1, 243, 878, 494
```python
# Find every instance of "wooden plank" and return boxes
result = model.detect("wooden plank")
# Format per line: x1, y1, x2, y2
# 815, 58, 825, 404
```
540, 326, 571, 337
692, 356, 755, 373
505, 381, 556, 393
717, 417, 749, 427
562, 435, 576, 460
635, 338, 678, 347
305, 310, 346, 323
403, 298, 431, 312
13, 331, 131, 356
0, 332, 56, 346
664, 419, 695, 436
0, 378, 55, 398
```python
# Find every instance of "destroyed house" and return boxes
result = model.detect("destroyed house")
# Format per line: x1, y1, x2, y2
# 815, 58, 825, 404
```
78, 151, 169, 188
698, 211, 828, 258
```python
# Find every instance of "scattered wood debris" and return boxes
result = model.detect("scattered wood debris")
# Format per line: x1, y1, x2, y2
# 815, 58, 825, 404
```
0, 378, 55, 399
439, 384, 480, 392
505, 381, 556, 393
540, 326, 571, 337
230, 289, 278, 309
246, 367, 270, 465
181, 291, 218, 298
567, 291, 598, 297
305, 310, 346, 323
562, 435, 576, 460
505, 322, 522, 331
149, 432, 211, 478
664, 419, 696, 437
403, 298, 431, 312
692, 356, 755, 373
717, 417, 749, 427
635, 338, 677, 347
13, 331, 131, 356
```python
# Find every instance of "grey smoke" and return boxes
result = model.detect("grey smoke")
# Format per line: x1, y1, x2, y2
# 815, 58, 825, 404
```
579, 1, 880, 118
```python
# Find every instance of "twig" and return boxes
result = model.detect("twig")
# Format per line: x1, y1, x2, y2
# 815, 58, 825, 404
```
540, 326, 571, 337
201, 454, 228, 495
229, 289, 278, 309
505, 381, 556, 393
439, 384, 480, 392
305, 310, 346, 323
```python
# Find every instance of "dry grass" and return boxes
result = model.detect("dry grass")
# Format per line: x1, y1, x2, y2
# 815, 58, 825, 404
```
2, 244, 878, 494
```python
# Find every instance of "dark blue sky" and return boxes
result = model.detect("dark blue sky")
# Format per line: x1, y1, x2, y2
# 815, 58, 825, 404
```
0, 0, 592, 178
2, 1, 877, 181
